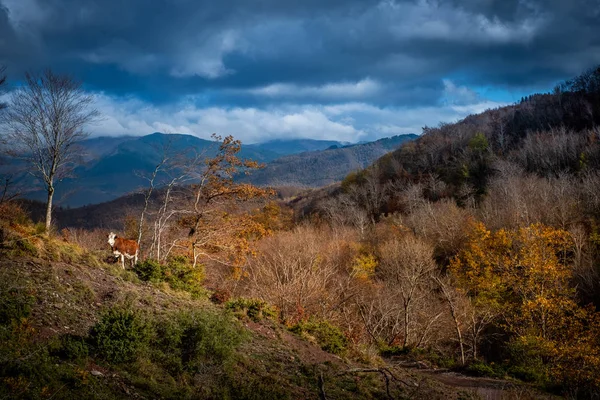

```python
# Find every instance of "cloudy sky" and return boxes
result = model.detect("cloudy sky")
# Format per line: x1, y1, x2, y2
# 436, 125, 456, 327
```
1, 0, 599, 143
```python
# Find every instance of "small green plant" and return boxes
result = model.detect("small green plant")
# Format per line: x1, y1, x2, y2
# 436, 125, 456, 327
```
135, 259, 165, 283
33, 222, 46, 235
90, 306, 151, 363
225, 298, 279, 322
55, 334, 89, 361
0, 288, 35, 325
464, 360, 504, 378
11, 238, 38, 257
378, 343, 410, 357
290, 319, 348, 355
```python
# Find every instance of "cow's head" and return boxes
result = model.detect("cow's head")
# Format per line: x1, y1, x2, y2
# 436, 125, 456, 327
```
107, 232, 117, 246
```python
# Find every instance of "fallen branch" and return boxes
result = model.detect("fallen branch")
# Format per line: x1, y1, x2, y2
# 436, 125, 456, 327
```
318, 372, 328, 400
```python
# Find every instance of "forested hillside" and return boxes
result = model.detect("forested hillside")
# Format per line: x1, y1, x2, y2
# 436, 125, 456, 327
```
241, 134, 417, 187
286, 65, 600, 396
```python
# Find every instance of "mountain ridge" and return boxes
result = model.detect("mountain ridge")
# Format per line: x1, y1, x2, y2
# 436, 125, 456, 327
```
9, 132, 417, 207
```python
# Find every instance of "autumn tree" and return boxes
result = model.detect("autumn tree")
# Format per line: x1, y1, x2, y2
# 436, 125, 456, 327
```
0, 70, 99, 231
177, 135, 272, 273
450, 222, 600, 391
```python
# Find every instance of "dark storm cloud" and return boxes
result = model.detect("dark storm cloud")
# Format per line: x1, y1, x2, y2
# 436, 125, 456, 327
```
1, 0, 599, 106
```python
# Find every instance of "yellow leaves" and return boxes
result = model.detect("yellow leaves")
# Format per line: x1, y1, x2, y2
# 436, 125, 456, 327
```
451, 222, 582, 339
251, 201, 294, 233
452, 221, 600, 393
351, 254, 378, 280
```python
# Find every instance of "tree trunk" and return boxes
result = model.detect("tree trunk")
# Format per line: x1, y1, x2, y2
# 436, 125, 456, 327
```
45, 185, 54, 232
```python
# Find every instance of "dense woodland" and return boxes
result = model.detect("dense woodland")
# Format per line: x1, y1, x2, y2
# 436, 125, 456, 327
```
2, 66, 600, 399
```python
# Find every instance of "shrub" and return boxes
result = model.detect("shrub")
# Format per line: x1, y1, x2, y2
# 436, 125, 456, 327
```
134, 257, 205, 297
55, 334, 89, 361
464, 361, 504, 378
11, 238, 38, 257
0, 201, 29, 225
225, 298, 279, 322
134, 259, 165, 283
0, 288, 35, 325
33, 222, 46, 235
290, 319, 348, 355
90, 306, 151, 363
378, 343, 410, 357
210, 288, 231, 304
505, 336, 551, 385
163, 256, 205, 297
153, 310, 248, 374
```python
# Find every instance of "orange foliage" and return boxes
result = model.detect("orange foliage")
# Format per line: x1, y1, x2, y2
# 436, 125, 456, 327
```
451, 222, 600, 392
177, 135, 274, 276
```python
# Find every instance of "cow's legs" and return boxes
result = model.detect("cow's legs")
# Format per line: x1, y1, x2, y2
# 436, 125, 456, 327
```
120, 254, 125, 269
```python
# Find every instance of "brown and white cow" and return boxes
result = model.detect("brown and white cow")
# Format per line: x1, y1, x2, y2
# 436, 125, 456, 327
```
107, 232, 139, 269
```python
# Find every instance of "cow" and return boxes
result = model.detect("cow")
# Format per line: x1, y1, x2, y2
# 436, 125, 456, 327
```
107, 232, 139, 269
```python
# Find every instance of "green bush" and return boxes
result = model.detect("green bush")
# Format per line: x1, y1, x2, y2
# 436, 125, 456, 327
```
90, 306, 151, 363
465, 361, 504, 378
33, 222, 46, 235
226, 298, 279, 322
11, 238, 38, 257
507, 365, 546, 383
290, 319, 348, 355
153, 310, 248, 374
378, 343, 410, 357
163, 256, 205, 297
55, 334, 89, 361
134, 257, 205, 297
134, 259, 165, 283
0, 288, 35, 325
505, 337, 550, 385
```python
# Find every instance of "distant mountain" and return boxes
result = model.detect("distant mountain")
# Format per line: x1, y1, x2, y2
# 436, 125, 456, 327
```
246, 139, 347, 156
78, 135, 137, 161
7, 133, 417, 207
240, 134, 418, 187
13, 133, 281, 207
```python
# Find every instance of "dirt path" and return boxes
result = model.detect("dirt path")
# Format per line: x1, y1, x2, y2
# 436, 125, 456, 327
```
419, 370, 557, 399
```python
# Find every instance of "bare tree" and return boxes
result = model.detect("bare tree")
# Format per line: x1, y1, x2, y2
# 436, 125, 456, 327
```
377, 235, 438, 347
0, 70, 99, 231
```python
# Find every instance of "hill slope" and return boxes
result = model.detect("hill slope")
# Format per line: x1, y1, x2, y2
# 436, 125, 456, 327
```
242, 134, 417, 187
335, 65, 600, 218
